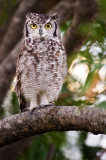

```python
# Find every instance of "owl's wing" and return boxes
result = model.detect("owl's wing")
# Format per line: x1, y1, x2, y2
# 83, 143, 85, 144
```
15, 47, 27, 112
62, 49, 68, 79
15, 73, 27, 112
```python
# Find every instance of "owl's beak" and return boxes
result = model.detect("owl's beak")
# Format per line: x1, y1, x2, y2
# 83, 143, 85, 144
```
39, 28, 42, 36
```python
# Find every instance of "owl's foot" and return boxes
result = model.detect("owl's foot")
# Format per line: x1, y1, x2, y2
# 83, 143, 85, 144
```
49, 102, 55, 106
29, 102, 55, 114
20, 108, 29, 112
39, 102, 55, 109
29, 108, 38, 115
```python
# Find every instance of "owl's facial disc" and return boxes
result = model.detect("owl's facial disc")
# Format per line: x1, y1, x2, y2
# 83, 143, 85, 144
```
25, 19, 58, 39
25, 13, 61, 39
29, 23, 52, 38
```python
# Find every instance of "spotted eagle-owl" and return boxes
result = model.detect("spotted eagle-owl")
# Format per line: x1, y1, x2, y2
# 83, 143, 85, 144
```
15, 13, 67, 112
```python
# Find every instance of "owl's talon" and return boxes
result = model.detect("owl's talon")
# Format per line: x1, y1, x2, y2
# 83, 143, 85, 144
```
49, 102, 55, 106
39, 105, 46, 109
20, 108, 29, 112
39, 102, 55, 109
29, 108, 36, 115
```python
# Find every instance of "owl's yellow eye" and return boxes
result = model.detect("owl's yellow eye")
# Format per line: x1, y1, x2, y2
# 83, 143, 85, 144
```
31, 24, 37, 29
45, 23, 52, 29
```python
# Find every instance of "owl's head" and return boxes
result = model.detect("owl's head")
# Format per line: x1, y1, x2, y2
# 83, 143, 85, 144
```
24, 13, 60, 40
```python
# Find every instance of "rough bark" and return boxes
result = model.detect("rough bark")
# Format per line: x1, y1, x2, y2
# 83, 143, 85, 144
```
0, 106, 106, 148
0, 0, 59, 63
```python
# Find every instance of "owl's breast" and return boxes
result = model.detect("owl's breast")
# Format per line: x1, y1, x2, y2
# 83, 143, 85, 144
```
17, 40, 67, 101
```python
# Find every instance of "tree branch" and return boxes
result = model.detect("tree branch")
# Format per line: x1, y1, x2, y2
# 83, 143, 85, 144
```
0, 106, 106, 148
46, 143, 55, 160
0, 136, 35, 160
63, 0, 99, 56
0, 40, 23, 108
48, 0, 77, 25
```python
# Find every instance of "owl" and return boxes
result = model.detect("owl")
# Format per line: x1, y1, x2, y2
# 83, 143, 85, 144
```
15, 13, 67, 112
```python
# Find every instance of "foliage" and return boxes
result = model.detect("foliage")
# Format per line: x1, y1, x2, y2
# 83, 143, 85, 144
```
78, 132, 102, 160
11, 91, 19, 114
61, 20, 72, 35
19, 132, 68, 160
58, 8, 106, 108
0, 0, 17, 25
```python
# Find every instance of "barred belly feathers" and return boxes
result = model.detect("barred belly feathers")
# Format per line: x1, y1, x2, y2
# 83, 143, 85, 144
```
15, 13, 67, 112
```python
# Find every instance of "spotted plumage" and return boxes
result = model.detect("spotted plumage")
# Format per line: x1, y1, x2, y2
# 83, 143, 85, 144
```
15, 13, 67, 112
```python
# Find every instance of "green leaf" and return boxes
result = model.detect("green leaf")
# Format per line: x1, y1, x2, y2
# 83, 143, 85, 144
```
81, 63, 103, 94
19, 132, 67, 160
96, 101, 106, 109
61, 20, 72, 33
11, 92, 19, 114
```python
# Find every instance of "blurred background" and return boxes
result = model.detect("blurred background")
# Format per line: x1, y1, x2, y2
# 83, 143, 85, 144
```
0, 0, 106, 160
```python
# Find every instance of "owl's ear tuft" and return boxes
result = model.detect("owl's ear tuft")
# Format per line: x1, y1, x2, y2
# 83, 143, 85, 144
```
51, 13, 59, 22
26, 13, 32, 19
